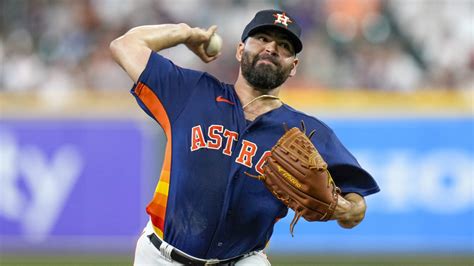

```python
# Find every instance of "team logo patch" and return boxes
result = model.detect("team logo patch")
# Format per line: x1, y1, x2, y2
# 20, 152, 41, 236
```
273, 12, 292, 28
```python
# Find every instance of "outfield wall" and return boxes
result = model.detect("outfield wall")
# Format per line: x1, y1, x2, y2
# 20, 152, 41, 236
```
0, 90, 472, 254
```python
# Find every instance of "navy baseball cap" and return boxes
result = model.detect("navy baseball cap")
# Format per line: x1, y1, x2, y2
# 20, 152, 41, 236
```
241, 9, 303, 53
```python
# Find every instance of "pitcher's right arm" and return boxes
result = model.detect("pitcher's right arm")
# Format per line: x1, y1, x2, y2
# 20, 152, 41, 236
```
110, 23, 218, 83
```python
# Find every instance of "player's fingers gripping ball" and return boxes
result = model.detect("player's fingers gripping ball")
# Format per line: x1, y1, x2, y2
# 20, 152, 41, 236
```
249, 122, 340, 236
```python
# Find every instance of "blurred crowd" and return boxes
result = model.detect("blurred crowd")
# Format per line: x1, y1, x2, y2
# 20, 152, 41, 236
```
1, 0, 473, 92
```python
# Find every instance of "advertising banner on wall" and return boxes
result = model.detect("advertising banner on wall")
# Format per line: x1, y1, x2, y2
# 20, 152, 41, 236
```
1, 117, 472, 253
0, 119, 159, 252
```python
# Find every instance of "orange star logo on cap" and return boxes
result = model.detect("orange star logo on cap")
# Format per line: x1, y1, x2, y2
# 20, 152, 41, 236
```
273, 12, 292, 27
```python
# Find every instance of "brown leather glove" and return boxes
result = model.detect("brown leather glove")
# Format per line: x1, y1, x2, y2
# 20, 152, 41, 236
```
250, 123, 340, 236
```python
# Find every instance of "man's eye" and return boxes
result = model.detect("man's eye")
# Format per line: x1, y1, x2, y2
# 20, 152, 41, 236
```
258, 36, 268, 42
280, 42, 291, 51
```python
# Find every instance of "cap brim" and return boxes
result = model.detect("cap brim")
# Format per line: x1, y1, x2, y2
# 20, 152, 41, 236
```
247, 24, 303, 54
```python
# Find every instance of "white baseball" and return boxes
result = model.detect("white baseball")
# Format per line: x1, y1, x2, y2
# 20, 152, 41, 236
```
205, 33, 223, 56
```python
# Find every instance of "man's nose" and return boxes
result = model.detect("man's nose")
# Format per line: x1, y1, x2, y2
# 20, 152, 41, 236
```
264, 41, 278, 55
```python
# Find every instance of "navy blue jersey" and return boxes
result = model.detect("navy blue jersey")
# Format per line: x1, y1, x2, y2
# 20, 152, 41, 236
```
131, 51, 379, 259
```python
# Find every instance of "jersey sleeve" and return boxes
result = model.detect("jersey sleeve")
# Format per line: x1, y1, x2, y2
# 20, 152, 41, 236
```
130, 51, 204, 125
317, 129, 380, 197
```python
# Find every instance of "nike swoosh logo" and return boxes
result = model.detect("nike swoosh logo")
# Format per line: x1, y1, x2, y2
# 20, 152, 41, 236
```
216, 96, 235, 105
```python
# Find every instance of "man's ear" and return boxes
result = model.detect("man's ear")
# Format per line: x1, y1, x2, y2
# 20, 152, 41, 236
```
235, 42, 244, 62
289, 57, 299, 77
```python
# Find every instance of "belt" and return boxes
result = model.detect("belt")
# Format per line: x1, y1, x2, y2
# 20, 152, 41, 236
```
148, 233, 243, 265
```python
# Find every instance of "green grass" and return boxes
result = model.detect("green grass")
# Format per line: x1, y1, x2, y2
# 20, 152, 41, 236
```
0, 254, 472, 265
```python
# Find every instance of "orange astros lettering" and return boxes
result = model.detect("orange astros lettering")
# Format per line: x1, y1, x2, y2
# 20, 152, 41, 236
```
207, 125, 224, 150
235, 140, 258, 168
190, 125, 206, 151
190, 124, 269, 173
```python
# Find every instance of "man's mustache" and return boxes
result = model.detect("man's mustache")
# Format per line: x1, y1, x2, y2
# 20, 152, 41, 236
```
254, 54, 280, 67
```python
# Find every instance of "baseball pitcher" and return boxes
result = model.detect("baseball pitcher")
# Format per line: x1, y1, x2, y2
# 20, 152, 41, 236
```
111, 9, 380, 265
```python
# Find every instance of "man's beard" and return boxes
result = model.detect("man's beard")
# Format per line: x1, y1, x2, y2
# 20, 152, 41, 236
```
241, 51, 292, 93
